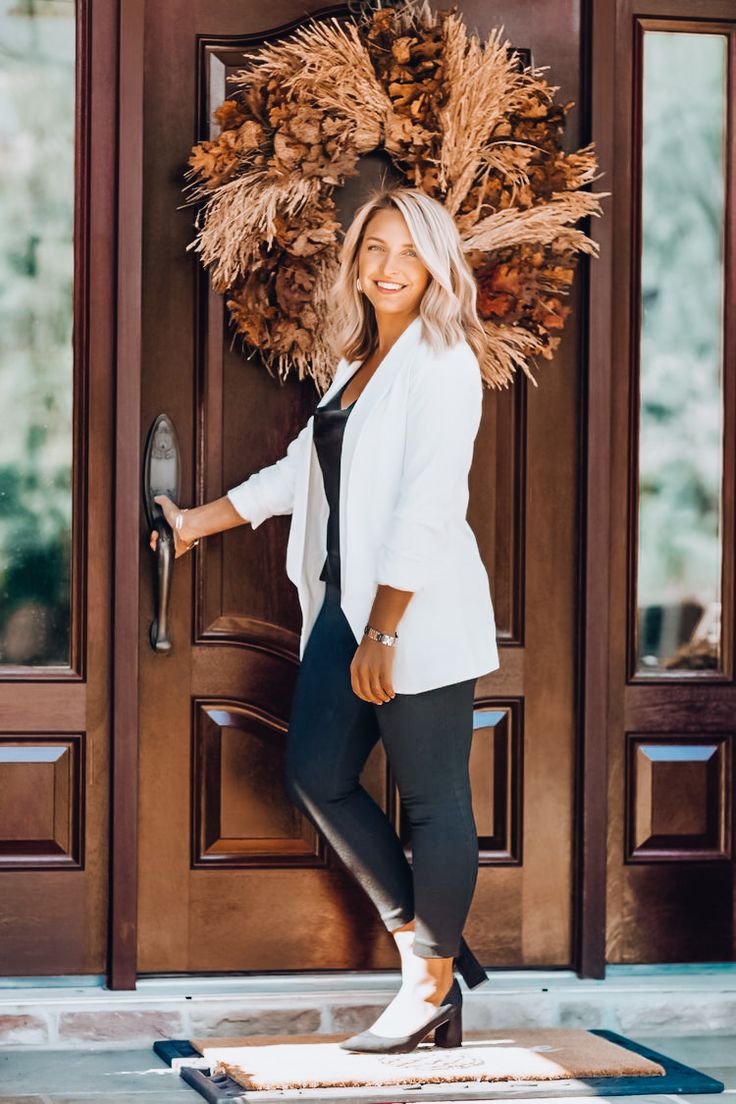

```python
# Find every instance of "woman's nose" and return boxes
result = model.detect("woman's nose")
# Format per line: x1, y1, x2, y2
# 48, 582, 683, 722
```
377, 259, 406, 274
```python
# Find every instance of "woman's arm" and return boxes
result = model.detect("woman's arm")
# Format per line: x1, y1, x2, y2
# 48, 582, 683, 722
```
367, 583, 414, 636
149, 494, 246, 558
149, 415, 314, 558
226, 416, 314, 529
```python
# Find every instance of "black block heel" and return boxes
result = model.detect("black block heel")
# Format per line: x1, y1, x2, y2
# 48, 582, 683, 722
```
454, 935, 489, 989
338, 978, 463, 1054
433, 1003, 463, 1048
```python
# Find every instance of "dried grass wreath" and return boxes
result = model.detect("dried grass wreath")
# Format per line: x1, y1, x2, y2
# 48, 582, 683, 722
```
184, 0, 608, 392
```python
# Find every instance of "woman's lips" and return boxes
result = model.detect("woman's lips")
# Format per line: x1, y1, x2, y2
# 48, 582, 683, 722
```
373, 280, 407, 295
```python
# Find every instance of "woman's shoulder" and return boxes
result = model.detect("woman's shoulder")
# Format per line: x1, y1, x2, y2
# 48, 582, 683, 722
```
415, 333, 481, 388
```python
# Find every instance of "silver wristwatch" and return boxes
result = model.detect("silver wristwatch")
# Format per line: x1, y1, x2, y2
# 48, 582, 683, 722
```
364, 623, 399, 647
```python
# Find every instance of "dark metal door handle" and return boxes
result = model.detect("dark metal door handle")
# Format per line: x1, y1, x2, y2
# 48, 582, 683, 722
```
150, 517, 174, 653
142, 413, 182, 653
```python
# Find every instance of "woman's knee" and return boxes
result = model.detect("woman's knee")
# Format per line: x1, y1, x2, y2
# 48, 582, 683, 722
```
284, 749, 345, 810
400, 781, 475, 835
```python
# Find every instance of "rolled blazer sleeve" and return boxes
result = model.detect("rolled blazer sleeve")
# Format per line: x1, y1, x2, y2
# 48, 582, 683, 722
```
226, 416, 313, 530
375, 343, 483, 592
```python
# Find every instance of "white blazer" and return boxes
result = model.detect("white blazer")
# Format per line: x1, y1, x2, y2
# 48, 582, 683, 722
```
226, 315, 500, 693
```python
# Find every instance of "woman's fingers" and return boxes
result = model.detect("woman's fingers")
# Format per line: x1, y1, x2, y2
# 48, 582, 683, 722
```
149, 523, 192, 562
357, 667, 372, 701
350, 659, 371, 703
349, 665, 363, 701
369, 671, 390, 704
150, 494, 188, 557
372, 651, 396, 703
153, 493, 179, 529
349, 643, 396, 704
382, 673, 396, 699
356, 664, 379, 705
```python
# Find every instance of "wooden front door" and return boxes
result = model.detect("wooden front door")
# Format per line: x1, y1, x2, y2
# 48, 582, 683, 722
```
132, 0, 585, 978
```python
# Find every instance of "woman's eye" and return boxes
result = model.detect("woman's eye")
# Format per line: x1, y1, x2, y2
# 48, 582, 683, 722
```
364, 244, 415, 256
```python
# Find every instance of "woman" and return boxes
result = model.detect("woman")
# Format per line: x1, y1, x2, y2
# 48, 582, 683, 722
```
150, 186, 500, 1054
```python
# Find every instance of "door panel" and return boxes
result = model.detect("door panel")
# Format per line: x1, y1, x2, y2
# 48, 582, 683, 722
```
138, 0, 582, 973
0, 0, 115, 976
605, 3, 736, 963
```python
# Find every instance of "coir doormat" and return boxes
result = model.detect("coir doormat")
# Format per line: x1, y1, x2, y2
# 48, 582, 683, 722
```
154, 1028, 725, 1102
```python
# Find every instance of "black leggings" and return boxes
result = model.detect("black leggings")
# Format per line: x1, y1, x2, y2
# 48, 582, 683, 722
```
284, 581, 479, 958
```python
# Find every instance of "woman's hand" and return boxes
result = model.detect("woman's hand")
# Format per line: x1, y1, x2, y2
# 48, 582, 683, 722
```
149, 494, 198, 559
350, 637, 397, 704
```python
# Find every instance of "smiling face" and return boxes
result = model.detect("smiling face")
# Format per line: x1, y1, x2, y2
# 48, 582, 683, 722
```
356, 207, 431, 321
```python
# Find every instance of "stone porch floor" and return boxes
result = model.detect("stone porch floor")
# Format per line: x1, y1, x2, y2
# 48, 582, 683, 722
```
0, 967, 734, 1101
0, 1032, 733, 1103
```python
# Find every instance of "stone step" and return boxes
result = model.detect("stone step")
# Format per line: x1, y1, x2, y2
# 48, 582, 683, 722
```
1, 966, 735, 1049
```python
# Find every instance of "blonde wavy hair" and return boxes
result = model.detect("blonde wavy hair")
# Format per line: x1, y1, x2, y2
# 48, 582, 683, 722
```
326, 186, 486, 369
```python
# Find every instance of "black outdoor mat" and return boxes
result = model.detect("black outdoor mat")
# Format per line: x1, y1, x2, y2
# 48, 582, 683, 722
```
153, 1031, 725, 1103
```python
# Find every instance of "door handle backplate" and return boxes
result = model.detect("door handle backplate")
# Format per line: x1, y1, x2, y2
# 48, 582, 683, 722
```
142, 413, 182, 653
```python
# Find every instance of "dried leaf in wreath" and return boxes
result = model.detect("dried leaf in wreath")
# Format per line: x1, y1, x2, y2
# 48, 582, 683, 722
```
183, 0, 607, 390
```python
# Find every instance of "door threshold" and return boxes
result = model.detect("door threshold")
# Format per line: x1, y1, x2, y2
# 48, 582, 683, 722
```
1, 963, 736, 997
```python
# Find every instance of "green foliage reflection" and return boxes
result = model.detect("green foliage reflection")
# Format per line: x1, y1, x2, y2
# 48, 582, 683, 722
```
637, 32, 725, 672
0, 0, 75, 665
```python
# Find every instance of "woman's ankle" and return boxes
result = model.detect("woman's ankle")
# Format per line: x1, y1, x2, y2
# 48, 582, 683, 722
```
391, 918, 416, 936
391, 921, 416, 960
399, 952, 453, 1002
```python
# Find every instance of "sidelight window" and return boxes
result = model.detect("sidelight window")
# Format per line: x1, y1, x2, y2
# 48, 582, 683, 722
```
0, 0, 75, 667
634, 30, 727, 675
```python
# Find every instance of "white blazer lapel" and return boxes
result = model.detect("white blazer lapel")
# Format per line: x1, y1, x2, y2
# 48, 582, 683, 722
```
294, 316, 423, 596
337, 315, 423, 593
284, 355, 352, 585
316, 356, 354, 408
339, 315, 422, 487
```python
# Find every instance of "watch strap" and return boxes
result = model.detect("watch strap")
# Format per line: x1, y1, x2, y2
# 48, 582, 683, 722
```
364, 623, 398, 647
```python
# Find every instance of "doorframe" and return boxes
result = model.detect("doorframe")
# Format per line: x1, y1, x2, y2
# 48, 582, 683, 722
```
573, 0, 616, 980
108, 0, 615, 989
110, 0, 143, 990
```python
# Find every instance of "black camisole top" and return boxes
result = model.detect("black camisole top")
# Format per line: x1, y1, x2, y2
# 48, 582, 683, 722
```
313, 378, 356, 589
